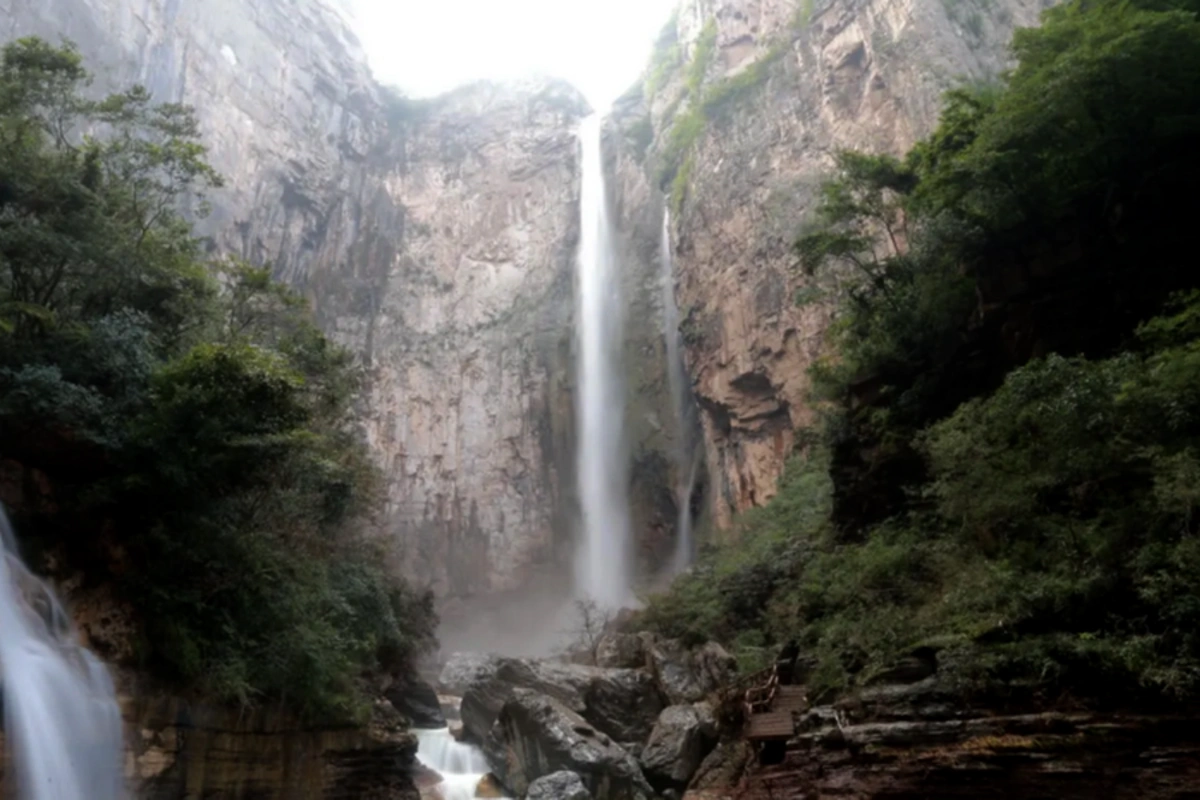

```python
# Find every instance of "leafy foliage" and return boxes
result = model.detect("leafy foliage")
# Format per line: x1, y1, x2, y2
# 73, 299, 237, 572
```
639, 0, 1200, 705
0, 38, 435, 720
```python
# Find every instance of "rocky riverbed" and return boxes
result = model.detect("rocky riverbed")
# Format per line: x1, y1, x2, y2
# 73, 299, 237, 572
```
405, 633, 1200, 800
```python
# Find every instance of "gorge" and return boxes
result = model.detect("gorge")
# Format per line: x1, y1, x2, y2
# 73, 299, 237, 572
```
1, 0, 1200, 797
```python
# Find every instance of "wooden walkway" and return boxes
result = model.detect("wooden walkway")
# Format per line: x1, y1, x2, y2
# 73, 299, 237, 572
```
739, 662, 808, 744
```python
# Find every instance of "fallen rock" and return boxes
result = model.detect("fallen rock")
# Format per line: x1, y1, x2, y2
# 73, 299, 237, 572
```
642, 635, 736, 705
386, 674, 446, 729
639, 703, 718, 792
460, 657, 663, 746
582, 667, 664, 743
526, 770, 593, 800
486, 689, 653, 800
595, 632, 647, 669
438, 652, 503, 696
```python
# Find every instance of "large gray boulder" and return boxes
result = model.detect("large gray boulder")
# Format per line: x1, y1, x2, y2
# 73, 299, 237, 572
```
438, 652, 503, 696
486, 689, 654, 800
460, 657, 664, 746
642, 635, 737, 705
639, 703, 718, 792
526, 771, 593, 800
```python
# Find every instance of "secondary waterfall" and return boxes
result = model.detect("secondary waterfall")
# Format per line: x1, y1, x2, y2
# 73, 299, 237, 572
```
415, 727, 506, 800
661, 208, 700, 574
574, 113, 632, 609
0, 507, 126, 800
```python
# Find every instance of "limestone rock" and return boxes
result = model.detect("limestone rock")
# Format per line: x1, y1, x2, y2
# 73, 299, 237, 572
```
439, 653, 504, 696
642, 635, 737, 705
526, 770, 593, 800
0, 0, 591, 605
595, 632, 648, 670
486, 689, 653, 800
475, 773, 507, 798
460, 657, 663, 746
609, 0, 1048, 536
639, 703, 718, 792
386, 675, 446, 730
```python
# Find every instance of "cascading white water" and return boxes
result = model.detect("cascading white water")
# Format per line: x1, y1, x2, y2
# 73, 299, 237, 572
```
0, 507, 126, 800
574, 113, 633, 609
660, 208, 700, 575
414, 727, 507, 800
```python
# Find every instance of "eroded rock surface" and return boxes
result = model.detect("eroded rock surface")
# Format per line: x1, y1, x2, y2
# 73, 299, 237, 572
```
486, 689, 653, 800
610, 0, 1047, 532
639, 703, 718, 792
458, 656, 664, 746
643, 635, 736, 705
527, 770, 594, 800
0, 0, 590, 601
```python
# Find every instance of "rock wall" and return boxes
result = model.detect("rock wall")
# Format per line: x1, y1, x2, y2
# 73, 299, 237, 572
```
0, 684, 421, 799
610, 0, 1048, 530
0, 0, 590, 598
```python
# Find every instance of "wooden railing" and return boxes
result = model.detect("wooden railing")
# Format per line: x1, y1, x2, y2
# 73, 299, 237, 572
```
741, 663, 781, 722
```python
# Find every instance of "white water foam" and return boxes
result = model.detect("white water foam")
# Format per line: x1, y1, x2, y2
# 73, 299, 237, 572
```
414, 727, 507, 800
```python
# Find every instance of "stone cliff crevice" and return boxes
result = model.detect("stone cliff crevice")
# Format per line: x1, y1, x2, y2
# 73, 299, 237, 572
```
611, 0, 1049, 533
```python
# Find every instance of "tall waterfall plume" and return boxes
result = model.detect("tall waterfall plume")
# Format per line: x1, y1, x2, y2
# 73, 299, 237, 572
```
661, 207, 700, 574
574, 113, 632, 609
0, 507, 126, 800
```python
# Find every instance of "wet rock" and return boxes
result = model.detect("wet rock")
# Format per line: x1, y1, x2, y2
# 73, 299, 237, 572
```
486, 689, 654, 800
526, 770, 593, 800
595, 632, 648, 669
460, 657, 663, 745
582, 667, 664, 744
639, 703, 718, 792
642, 635, 736, 704
386, 675, 446, 729
439, 653, 503, 696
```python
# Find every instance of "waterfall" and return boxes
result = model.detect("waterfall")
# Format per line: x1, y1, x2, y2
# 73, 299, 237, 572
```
0, 507, 126, 800
415, 727, 506, 800
661, 208, 700, 574
574, 112, 633, 610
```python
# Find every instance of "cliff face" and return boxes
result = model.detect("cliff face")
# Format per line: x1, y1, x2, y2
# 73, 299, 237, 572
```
611, 0, 1047, 530
0, 0, 589, 598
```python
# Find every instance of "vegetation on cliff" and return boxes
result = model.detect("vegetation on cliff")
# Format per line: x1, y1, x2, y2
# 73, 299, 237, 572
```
0, 38, 435, 720
641, 0, 1200, 705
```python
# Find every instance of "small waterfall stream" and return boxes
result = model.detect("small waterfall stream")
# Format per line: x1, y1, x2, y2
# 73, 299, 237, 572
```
661, 208, 700, 574
574, 112, 633, 609
415, 727, 506, 800
0, 507, 126, 800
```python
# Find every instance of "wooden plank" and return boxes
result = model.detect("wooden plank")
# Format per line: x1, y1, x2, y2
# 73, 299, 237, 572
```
745, 711, 794, 741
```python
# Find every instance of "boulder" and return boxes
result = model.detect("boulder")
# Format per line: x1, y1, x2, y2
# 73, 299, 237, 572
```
438, 652, 503, 695
526, 770, 593, 800
486, 689, 654, 800
595, 632, 647, 669
385, 675, 446, 729
582, 667, 664, 744
642, 635, 736, 705
639, 703, 718, 792
460, 657, 663, 746
460, 658, 591, 743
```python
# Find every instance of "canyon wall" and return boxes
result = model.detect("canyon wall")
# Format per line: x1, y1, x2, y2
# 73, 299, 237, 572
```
0, 0, 596, 599
611, 0, 1048, 530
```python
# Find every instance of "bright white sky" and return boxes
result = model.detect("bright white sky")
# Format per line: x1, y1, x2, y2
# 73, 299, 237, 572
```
344, 0, 679, 108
